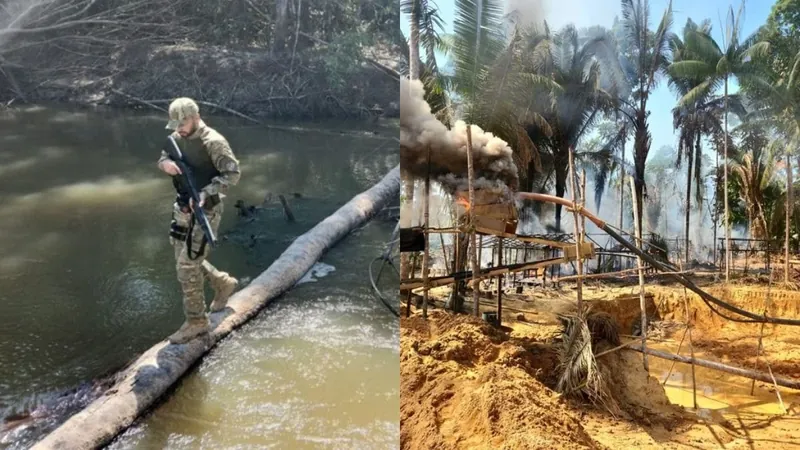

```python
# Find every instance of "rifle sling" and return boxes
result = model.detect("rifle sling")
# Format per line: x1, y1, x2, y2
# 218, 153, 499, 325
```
185, 211, 208, 261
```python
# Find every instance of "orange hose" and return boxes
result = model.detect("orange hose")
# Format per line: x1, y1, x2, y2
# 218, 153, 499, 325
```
516, 192, 606, 228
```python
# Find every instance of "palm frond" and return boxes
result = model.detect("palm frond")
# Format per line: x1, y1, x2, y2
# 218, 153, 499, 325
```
668, 60, 717, 81
675, 77, 716, 108
555, 313, 617, 414
683, 29, 723, 62
451, 0, 506, 104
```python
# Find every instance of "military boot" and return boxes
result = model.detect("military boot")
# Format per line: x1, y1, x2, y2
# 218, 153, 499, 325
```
168, 316, 210, 344
210, 274, 238, 312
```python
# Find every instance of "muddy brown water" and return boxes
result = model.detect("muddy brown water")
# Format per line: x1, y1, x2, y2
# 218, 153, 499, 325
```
593, 286, 800, 426
650, 341, 800, 418
0, 105, 400, 448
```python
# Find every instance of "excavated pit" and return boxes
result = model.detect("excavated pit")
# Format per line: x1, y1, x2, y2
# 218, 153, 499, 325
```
401, 284, 800, 449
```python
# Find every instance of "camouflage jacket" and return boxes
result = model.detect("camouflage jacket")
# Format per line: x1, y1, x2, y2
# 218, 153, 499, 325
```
157, 120, 241, 200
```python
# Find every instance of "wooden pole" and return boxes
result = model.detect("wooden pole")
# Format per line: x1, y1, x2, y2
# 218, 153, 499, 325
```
630, 176, 648, 371
713, 150, 719, 268
581, 168, 587, 277
568, 148, 584, 316
497, 238, 503, 326
451, 233, 459, 311
422, 146, 431, 319
405, 253, 418, 317
559, 268, 692, 282
439, 233, 450, 274
619, 137, 625, 231
677, 245, 698, 408
628, 345, 800, 391
478, 235, 483, 278
684, 283, 698, 409
751, 264, 774, 395
466, 125, 480, 317
785, 157, 793, 283
661, 325, 689, 386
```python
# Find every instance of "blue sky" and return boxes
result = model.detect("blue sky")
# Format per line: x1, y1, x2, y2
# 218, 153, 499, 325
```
400, 0, 774, 164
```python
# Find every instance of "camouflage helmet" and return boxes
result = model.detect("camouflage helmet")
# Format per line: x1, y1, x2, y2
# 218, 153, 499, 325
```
166, 97, 200, 130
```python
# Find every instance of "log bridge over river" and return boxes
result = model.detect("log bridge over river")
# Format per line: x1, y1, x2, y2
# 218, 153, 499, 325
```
30, 166, 401, 450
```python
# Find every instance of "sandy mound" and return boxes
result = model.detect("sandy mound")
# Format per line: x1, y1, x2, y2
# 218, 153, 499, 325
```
400, 309, 689, 449
595, 344, 685, 427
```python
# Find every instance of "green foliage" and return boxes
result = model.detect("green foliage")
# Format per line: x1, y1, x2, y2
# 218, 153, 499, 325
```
713, 164, 748, 228
758, 0, 800, 77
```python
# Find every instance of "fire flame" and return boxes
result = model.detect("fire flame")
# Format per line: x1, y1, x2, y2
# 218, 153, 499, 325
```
455, 193, 471, 211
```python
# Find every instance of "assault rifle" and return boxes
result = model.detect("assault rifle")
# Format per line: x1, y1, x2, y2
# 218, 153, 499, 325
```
163, 135, 218, 248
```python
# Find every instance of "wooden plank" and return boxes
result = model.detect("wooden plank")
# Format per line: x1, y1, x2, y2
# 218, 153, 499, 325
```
400, 257, 566, 290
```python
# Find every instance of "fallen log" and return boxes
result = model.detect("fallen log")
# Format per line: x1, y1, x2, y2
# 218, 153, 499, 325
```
31, 165, 401, 450
627, 344, 800, 391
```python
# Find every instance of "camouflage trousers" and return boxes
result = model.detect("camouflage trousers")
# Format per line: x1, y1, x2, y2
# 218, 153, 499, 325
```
170, 201, 225, 320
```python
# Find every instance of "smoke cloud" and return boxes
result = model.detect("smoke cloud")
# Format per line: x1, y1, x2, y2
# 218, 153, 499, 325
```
400, 78, 519, 191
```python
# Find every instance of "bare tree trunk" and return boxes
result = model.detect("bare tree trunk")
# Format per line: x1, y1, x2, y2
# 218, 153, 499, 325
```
554, 154, 568, 231
273, 0, 290, 54
467, 126, 480, 317
619, 138, 625, 230
685, 141, 694, 264
630, 176, 648, 371
714, 150, 719, 266
449, 233, 469, 313
724, 77, 731, 282
400, 172, 415, 280
408, 0, 420, 80
422, 146, 431, 318
289, 0, 302, 71
401, 0, 421, 281
569, 147, 584, 316
786, 157, 793, 283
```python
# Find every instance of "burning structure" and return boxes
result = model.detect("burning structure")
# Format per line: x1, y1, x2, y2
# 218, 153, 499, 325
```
399, 78, 520, 191
400, 78, 521, 236
399, 77, 594, 321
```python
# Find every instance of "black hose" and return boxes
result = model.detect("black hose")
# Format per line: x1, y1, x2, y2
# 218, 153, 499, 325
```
602, 224, 800, 326
368, 222, 400, 317
369, 256, 399, 317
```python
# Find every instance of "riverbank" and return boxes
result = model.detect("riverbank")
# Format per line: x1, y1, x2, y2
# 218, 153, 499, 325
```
0, 43, 400, 121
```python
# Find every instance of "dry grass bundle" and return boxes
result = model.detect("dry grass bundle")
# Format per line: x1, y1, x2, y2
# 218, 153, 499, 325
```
555, 312, 619, 414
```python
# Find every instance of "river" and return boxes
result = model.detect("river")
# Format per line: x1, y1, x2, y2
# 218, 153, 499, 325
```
0, 105, 400, 449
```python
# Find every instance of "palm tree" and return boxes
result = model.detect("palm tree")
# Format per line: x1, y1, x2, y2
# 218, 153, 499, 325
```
400, 0, 450, 119
519, 23, 622, 230
399, 0, 447, 280
574, 119, 630, 213
668, 18, 743, 263
740, 46, 800, 282
729, 126, 778, 240
645, 145, 680, 235
448, 0, 544, 188
617, 0, 675, 243
666, 0, 770, 281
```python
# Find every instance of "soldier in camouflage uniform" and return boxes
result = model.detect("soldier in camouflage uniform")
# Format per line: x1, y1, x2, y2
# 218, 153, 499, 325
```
157, 97, 241, 344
